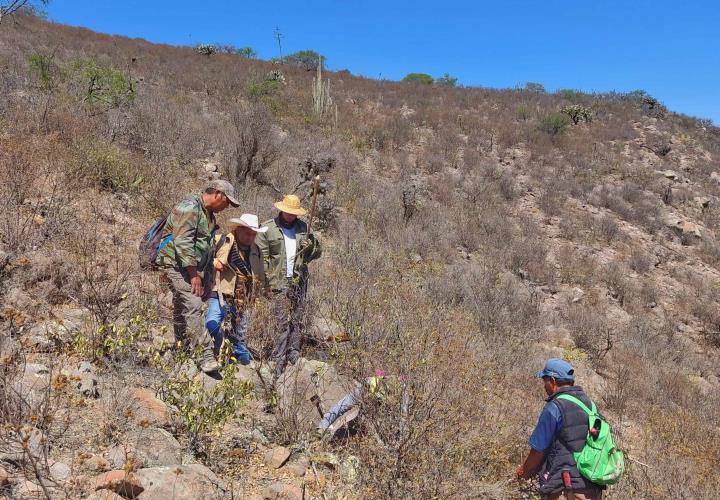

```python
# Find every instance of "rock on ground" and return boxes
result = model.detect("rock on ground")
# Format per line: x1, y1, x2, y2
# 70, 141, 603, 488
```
275, 359, 354, 433
134, 464, 226, 499
125, 388, 172, 428
94, 470, 145, 498
125, 427, 183, 467
264, 447, 291, 469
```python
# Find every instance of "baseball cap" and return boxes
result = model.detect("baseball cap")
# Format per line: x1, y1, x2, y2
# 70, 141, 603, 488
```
536, 358, 575, 382
207, 179, 240, 207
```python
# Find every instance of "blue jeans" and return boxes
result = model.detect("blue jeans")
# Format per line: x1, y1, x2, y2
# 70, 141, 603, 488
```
205, 296, 251, 365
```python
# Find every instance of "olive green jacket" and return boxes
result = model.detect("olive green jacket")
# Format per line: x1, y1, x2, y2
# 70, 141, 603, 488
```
255, 217, 322, 292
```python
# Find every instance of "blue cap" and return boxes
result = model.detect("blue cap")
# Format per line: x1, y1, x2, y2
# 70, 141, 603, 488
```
536, 358, 575, 382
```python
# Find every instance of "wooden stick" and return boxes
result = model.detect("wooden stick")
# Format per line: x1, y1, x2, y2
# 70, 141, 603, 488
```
307, 175, 321, 232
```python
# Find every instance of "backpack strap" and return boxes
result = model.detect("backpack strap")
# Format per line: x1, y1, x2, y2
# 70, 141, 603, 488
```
556, 393, 597, 416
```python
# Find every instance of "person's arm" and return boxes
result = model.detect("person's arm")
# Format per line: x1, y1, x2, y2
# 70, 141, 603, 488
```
516, 402, 561, 480
516, 449, 545, 480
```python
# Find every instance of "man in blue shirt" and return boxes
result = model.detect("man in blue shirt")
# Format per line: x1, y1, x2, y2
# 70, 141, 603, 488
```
516, 359, 602, 499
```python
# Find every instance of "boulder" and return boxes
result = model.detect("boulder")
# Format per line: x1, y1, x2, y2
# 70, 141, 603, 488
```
0, 426, 44, 463
263, 447, 291, 469
49, 460, 72, 481
13, 479, 43, 498
94, 470, 144, 498
85, 491, 126, 500
134, 464, 226, 499
73, 365, 100, 399
276, 359, 354, 433
309, 317, 347, 343
285, 456, 310, 478
125, 428, 183, 467
0, 465, 9, 487
106, 445, 140, 470
126, 388, 172, 428
262, 481, 303, 500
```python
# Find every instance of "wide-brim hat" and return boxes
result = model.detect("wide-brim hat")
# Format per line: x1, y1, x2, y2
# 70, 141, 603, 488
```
227, 213, 268, 233
274, 194, 307, 216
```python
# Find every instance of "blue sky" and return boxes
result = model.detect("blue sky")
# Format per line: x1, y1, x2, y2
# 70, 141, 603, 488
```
46, 1, 720, 123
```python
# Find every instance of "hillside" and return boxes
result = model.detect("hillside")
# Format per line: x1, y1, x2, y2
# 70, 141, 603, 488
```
1, 13, 720, 499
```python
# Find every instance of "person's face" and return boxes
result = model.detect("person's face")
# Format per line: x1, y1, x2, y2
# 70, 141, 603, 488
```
207, 191, 231, 212
543, 376, 558, 396
235, 226, 257, 247
279, 211, 297, 224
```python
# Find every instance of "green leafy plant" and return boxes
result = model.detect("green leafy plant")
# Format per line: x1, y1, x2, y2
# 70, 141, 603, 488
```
402, 73, 434, 85
436, 73, 458, 87
284, 50, 324, 70
65, 58, 134, 112
28, 53, 56, 91
539, 112, 571, 135
156, 344, 253, 451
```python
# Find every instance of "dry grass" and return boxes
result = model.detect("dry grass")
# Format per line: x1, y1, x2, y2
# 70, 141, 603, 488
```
1, 12, 719, 499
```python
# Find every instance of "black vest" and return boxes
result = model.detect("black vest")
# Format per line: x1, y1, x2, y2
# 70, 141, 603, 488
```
539, 386, 602, 494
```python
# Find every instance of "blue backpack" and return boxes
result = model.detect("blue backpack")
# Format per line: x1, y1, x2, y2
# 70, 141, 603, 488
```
138, 215, 173, 270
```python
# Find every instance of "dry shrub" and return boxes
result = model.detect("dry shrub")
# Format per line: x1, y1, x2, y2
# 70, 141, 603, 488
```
566, 304, 614, 362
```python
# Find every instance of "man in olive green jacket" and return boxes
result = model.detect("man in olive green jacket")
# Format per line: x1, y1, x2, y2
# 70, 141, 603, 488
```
155, 179, 239, 373
255, 194, 322, 375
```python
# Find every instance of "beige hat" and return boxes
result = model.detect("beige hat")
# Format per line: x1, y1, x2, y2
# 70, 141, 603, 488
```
274, 194, 307, 216
227, 213, 268, 233
207, 179, 240, 207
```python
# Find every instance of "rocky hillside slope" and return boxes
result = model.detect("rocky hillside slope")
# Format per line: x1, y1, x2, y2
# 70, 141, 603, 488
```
1, 13, 720, 499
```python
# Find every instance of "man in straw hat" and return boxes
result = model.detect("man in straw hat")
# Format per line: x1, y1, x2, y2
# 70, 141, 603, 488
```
256, 194, 322, 376
205, 213, 268, 365
155, 180, 240, 373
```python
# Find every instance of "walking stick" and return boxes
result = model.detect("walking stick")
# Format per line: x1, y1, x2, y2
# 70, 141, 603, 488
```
307, 175, 321, 233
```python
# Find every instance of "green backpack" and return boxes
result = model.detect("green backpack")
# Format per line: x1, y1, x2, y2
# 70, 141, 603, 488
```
556, 393, 625, 486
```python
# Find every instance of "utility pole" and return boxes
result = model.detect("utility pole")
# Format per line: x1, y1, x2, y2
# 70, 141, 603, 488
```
274, 27, 283, 63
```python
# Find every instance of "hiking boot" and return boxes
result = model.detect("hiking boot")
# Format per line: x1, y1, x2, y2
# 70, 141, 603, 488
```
199, 351, 220, 373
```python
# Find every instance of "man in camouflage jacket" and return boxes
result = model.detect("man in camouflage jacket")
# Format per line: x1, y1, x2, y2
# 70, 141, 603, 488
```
155, 179, 239, 373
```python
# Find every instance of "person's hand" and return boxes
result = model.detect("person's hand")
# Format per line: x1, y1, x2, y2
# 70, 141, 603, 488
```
515, 465, 525, 480
190, 275, 204, 297
213, 259, 224, 271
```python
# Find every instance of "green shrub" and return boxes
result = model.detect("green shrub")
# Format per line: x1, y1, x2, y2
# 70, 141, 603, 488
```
71, 140, 144, 193
557, 88, 585, 102
539, 112, 571, 135
436, 73, 458, 87
402, 73, 434, 85
284, 50, 324, 70
28, 53, 56, 91
235, 46, 257, 58
516, 104, 532, 121
523, 82, 546, 93
561, 104, 593, 124
65, 58, 134, 112
245, 70, 286, 100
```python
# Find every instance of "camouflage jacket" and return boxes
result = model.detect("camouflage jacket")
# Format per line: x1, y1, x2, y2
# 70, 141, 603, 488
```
155, 194, 217, 278
255, 217, 322, 292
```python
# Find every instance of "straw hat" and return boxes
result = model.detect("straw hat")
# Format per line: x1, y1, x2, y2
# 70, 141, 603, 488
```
274, 194, 307, 216
227, 213, 268, 233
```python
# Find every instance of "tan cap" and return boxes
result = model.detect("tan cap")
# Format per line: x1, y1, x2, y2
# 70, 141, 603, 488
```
274, 194, 307, 216
207, 179, 240, 207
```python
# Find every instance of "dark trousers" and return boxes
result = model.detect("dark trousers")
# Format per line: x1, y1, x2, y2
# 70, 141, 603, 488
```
270, 283, 306, 374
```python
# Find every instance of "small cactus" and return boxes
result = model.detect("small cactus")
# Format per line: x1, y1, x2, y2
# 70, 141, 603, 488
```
561, 104, 593, 125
